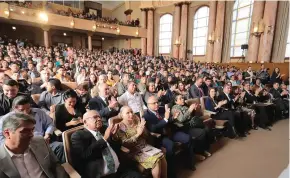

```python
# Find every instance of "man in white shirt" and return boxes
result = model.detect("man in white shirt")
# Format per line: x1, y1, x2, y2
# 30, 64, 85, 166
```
70, 110, 142, 178
118, 81, 147, 115
0, 112, 68, 178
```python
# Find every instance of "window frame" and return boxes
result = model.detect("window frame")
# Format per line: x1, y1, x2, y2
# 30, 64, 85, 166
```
192, 6, 210, 56
158, 13, 173, 55
230, 0, 254, 57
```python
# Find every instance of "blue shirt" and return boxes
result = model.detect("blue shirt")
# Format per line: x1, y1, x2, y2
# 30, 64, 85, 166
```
0, 108, 55, 144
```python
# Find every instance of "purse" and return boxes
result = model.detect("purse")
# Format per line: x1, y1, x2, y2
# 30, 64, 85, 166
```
185, 116, 205, 129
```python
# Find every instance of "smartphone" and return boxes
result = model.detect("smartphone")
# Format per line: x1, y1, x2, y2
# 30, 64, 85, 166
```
165, 104, 169, 110
72, 118, 79, 121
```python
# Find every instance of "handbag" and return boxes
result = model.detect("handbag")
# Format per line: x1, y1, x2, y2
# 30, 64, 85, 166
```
184, 116, 205, 129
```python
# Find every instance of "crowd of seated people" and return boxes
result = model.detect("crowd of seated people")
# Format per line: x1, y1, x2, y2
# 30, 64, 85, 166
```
0, 36, 289, 178
6, 1, 140, 27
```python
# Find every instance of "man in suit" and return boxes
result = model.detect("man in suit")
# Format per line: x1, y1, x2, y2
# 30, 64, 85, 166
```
201, 77, 212, 96
70, 110, 142, 178
189, 77, 204, 98
0, 112, 68, 178
217, 84, 247, 137
88, 83, 119, 126
270, 82, 289, 119
144, 96, 196, 178
242, 82, 272, 130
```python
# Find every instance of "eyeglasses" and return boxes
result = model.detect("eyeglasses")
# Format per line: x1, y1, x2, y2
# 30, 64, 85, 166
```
86, 115, 101, 120
148, 101, 158, 105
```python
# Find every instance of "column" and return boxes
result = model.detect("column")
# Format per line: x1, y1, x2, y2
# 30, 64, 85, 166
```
213, 1, 225, 63
124, 9, 133, 49
44, 31, 49, 48
41, 26, 50, 48
179, 2, 189, 60
88, 34, 92, 51
141, 8, 147, 55
206, 1, 217, 62
173, 3, 181, 59
147, 8, 154, 56
258, 1, 278, 62
247, 1, 265, 63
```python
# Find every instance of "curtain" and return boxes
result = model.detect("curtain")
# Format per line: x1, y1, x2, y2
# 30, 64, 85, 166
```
221, 1, 234, 63
271, 1, 289, 63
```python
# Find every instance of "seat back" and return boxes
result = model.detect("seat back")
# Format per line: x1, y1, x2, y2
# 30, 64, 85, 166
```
62, 82, 78, 90
113, 75, 120, 83
62, 125, 84, 164
185, 98, 202, 116
31, 77, 41, 83
200, 96, 209, 111
31, 94, 41, 105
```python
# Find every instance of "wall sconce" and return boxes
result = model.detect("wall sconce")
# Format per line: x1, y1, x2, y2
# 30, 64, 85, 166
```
39, 12, 48, 23
4, 9, 9, 18
208, 32, 215, 44
251, 21, 264, 37
92, 24, 97, 32
136, 30, 139, 36
116, 28, 120, 35
174, 37, 181, 47
249, 61, 253, 63
70, 20, 75, 28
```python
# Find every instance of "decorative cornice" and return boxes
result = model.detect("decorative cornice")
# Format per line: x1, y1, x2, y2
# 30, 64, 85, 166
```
124, 9, 133, 15
180, 1, 191, 6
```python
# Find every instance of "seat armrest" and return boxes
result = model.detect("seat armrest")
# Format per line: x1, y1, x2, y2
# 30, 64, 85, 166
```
61, 162, 81, 178
54, 129, 62, 137
150, 132, 161, 138
175, 123, 184, 128
121, 146, 130, 153
204, 110, 217, 115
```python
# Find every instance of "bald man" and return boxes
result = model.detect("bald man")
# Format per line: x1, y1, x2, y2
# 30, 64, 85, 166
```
143, 96, 196, 178
71, 110, 142, 178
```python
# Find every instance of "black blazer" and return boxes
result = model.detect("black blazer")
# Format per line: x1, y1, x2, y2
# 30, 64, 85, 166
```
88, 96, 118, 122
243, 90, 258, 104
217, 92, 236, 110
269, 88, 282, 99
70, 128, 121, 177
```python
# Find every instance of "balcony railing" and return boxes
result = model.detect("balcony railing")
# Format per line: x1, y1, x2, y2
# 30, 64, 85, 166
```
0, 2, 146, 38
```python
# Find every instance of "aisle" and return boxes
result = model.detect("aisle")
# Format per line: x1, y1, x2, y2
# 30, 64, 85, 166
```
178, 119, 289, 178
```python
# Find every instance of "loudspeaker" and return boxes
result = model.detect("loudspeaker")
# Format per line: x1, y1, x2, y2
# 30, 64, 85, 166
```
241, 44, 248, 50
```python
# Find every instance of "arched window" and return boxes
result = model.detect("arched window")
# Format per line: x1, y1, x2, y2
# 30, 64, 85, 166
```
159, 14, 173, 54
230, 0, 254, 57
192, 6, 209, 55
286, 26, 290, 57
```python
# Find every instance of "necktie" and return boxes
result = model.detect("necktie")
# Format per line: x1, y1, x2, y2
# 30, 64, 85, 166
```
95, 132, 115, 174
198, 88, 204, 97
156, 112, 162, 120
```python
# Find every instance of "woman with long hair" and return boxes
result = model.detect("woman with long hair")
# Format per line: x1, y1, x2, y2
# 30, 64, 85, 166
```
55, 89, 84, 132
271, 67, 284, 84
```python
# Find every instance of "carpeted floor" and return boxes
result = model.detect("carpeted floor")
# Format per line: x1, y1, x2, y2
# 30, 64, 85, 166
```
178, 119, 289, 178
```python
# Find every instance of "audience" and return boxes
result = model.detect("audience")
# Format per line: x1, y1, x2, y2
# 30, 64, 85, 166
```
0, 34, 288, 177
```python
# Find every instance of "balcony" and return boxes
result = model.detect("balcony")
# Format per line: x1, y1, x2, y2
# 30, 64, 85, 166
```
0, 2, 146, 38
